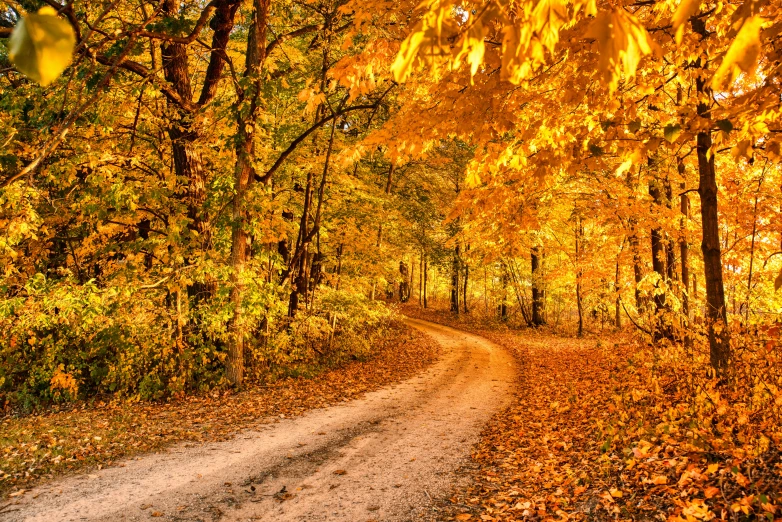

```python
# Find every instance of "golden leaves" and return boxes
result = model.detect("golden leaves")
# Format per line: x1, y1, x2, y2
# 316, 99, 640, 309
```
530, 0, 570, 54
711, 15, 764, 91
391, 0, 454, 83
9, 6, 76, 86
586, 9, 654, 93
671, 0, 701, 44
452, 19, 488, 80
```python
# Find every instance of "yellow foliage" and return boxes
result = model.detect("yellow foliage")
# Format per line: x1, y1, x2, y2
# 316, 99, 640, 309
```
711, 15, 764, 90
9, 6, 75, 87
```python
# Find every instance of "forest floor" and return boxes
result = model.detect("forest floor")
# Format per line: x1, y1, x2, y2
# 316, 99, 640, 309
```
403, 305, 782, 521
0, 319, 516, 521
0, 321, 440, 501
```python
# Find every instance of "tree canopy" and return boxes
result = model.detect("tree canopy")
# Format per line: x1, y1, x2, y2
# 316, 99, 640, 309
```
0, 0, 781, 403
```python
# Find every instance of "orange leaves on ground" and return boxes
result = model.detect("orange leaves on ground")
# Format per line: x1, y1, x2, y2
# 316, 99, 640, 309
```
406, 306, 782, 521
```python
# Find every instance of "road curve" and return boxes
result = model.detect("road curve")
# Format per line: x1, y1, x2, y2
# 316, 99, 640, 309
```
6, 318, 516, 522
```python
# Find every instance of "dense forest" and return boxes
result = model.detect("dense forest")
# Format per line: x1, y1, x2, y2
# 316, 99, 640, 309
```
2, 0, 781, 402
2, 0, 782, 519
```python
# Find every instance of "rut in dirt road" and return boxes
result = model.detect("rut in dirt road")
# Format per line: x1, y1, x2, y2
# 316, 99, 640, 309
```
6, 319, 516, 522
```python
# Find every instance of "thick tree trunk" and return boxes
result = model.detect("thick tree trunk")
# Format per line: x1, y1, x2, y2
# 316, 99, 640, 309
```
531, 246, 545, 326
693, 17, 730, 372
161, 0, 239, 255
697, 130, 730, 370
649, 177, 675, 341
160, 2, 212, 307
159, 1, 240, 305
697, 129, 730, 370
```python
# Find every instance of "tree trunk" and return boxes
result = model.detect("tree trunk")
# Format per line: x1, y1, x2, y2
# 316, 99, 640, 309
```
680, 177, 691, 320
450, 245, 460, 313
226, 0, 271, 387
649, 178, 668, 314
160, 0, 240, 258
575, 217, 584, 337
335, 243, 343, 291
419, 250, 423, 305
746, 167, 766, 320
664, 179, 678, 284
531, 246, 545, 326
462, 263, 469, 313
693, 17, 730, 372
615, 241, 623, 329
500, 262, 509, 320
372, 163, 395, 301
628, 223, 644, 310
289, 167, 313, 316
423, 254, 428, 308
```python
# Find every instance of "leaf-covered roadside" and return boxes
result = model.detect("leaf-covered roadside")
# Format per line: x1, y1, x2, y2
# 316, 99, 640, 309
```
403, 307, 782, 521
0, 321, 439, 499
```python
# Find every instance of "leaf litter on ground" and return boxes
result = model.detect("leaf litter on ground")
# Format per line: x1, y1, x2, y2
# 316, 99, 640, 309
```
402, 305, 782, 521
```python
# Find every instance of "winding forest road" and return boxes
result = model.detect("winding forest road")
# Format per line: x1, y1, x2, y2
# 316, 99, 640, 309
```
7, 319, 516, 522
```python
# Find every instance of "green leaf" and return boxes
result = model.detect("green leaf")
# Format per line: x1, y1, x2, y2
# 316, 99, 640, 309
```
9, 7, 76, 87
716, 119, 734, 133
628, 120, 641, 133
664, 124, 682, 143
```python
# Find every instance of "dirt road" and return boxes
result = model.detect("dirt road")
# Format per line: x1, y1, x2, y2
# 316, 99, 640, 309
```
5, 319, 516, 522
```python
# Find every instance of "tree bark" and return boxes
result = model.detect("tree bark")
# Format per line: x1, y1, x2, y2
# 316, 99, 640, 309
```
664, 179, 678, 284
746, 166, 766, 320
462, 243, 470, 313
226, 0, 271, 386
450, 245, 460, 313
419, 250, 423, 305
693, 16, 730, 372
575, 217, 584, 337
680, 176, 691, 320
531, 246, 545, 326
423, 254, 428, 309
628, 222, 644, 310
649, 178, 668, 313
160, 0, 240, 256
500, 262, 509, 321
462, 263, 469, 313
615, 240, 623, 329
